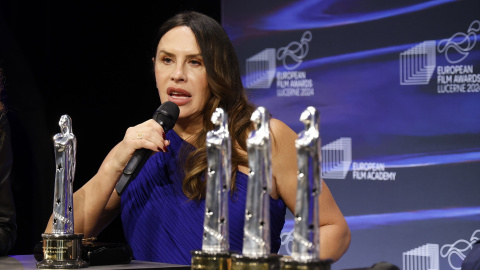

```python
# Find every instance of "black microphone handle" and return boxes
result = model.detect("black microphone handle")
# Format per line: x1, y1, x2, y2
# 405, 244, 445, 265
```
115, 148, 152, 195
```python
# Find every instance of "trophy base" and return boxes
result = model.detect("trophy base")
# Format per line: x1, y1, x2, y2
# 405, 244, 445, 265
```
36, 233, 88, 269
191, 250, 231, 270
280, 257, 332, 270
231, 253, 282, 270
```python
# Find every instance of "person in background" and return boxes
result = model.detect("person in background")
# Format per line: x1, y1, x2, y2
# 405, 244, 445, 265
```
45, 11, 350, 264
0, 68, 17, 255
461, 240, 480, 270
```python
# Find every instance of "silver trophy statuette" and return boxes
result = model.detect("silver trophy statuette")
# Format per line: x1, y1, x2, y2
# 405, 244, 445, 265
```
242, 106, 272, 257
280, 107, 330, 270
37, 115, 87, 269
191, 108, 231, 270
292, 107, 321, 261
231, 107, 280, 270
202, 107, 231, 253
52, 115, 76, 234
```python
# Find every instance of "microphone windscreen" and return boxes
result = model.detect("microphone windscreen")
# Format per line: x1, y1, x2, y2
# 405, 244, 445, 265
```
154, 101, 180, 133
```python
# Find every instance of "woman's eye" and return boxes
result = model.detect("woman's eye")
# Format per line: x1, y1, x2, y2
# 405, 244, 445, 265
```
162, 57, 173, 64
190, 59, 202, 66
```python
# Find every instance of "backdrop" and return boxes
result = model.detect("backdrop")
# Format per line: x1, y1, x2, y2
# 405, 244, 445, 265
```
222, 0, 480, 269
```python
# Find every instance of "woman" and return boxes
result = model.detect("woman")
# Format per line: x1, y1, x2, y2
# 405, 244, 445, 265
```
45, 11, 350, 264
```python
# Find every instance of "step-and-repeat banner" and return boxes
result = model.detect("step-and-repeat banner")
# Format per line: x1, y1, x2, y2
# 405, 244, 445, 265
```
222, 0, 480, 269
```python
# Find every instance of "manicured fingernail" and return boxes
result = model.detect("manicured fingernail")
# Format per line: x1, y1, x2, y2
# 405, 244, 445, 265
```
163, 146, 169, 153
162, 132, 166, 140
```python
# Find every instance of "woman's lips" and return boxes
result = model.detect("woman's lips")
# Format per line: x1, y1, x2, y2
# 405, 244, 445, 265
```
167, 87, 192, 105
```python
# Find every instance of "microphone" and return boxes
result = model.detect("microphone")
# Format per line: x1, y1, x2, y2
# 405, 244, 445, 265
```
115, 101, 180, 195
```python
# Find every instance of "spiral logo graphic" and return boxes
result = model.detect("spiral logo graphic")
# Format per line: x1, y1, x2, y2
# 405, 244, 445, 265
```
437, 20, 480, 64
440, 229, 480, 270
276, 31, 312, 70
280, 229, 294, 255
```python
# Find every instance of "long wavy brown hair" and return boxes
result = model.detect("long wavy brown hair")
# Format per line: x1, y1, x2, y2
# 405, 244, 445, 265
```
152, 11, 256, 200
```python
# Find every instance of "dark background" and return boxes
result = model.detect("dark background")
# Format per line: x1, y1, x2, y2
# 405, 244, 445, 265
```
0, 0, 221, 255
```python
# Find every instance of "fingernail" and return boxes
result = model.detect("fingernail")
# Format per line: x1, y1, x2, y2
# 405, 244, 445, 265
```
163, 146, 169, 153
157, 147, 164, 152
162, 132, 166, 140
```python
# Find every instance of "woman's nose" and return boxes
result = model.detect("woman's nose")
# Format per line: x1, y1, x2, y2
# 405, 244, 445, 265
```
171, 65, 186, 82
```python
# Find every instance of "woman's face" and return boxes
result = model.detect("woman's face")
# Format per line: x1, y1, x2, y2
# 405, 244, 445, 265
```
154, 26, 210, 121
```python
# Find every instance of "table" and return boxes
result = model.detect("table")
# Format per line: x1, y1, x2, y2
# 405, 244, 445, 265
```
0, 255, 190, 270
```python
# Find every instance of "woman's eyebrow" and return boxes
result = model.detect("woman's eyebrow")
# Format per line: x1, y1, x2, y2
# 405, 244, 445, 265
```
157, 50, 202, 58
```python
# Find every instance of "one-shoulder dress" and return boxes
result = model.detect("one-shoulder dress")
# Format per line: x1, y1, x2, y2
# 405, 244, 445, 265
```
120, 130, 286, 265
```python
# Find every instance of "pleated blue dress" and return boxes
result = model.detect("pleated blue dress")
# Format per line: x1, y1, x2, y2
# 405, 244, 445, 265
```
120, 130, 286, 265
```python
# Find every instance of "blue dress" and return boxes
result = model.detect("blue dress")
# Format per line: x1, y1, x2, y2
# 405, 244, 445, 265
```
120, 130, 286, 265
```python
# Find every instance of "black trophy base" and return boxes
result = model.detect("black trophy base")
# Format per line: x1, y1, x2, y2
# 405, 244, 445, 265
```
37, 233, 88, 269
231, 253, 282, 270
191, 250, 231, 270
280, 257, 332, 270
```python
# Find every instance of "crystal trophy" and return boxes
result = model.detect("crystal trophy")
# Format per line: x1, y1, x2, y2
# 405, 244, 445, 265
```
37, 115, 87, 269
280, 107, 330, 270
231, 107, 280, 270
191, 108, 232, 270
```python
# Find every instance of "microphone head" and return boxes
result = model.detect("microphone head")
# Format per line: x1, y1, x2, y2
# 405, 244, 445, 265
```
154, 101, 180, 133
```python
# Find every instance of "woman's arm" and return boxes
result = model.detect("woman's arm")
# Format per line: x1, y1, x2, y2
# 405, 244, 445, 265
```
270, 118, 351, 262
45, 119, 169, 237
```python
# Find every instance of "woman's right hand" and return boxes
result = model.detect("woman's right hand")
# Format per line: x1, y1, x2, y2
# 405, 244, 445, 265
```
107, 119, 170, 175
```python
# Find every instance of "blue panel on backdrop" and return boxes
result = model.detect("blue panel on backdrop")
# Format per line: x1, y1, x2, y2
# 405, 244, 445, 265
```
222, 0, 480, 269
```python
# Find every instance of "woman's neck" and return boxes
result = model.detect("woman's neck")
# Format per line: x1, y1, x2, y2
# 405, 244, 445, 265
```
173, 117, 204, 145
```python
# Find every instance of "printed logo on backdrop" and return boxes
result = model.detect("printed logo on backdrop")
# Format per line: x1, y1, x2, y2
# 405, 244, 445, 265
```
440, 229, 480, 270
320, 137, 397, 181
246, 31, 315, 97
403, 243, 440, 270
321, 138, 352, 179
402, 229, 480, 270
399, 20, 480, 94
